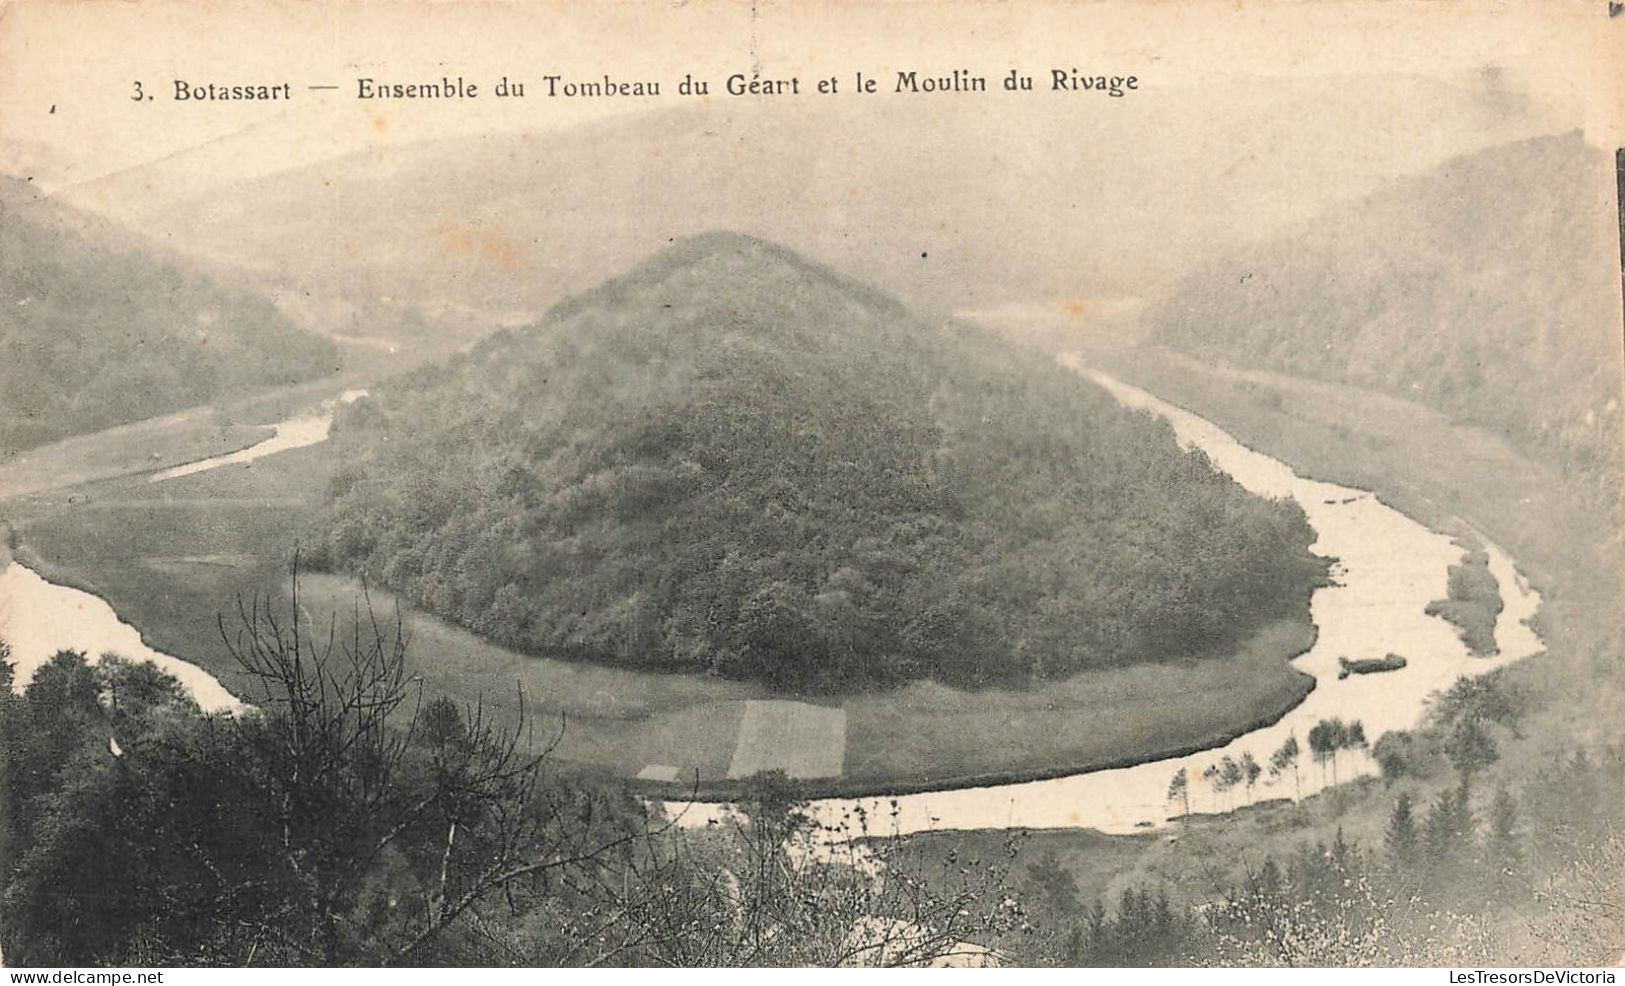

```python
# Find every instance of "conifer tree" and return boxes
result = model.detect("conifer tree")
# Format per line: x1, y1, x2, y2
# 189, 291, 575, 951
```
1386, 792, 1419, 864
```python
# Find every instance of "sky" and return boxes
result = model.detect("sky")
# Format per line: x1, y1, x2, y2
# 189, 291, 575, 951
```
1, 0, 1620, 197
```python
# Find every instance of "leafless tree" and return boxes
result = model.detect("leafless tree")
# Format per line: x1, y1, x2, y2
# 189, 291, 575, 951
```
217, 563, 669, 965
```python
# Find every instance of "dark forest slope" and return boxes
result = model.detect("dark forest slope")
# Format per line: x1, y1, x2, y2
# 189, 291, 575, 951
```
0, 177, 339, 455
312, 233, 1327, 690
1150, 133, 1622, 495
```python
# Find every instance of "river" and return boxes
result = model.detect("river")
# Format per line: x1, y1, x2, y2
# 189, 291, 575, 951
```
0, 561, 243, 714
146, 389, 368, 483
0, 366, 1543, 834
0, 389, 367, 712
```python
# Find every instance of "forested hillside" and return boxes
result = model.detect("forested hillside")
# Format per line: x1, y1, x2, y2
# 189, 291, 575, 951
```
1150, 133, 1622, 495
0, 177, 338, 454
311, 233, 1326, 690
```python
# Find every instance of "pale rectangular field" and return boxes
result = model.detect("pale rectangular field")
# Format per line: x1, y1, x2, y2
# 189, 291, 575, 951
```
727, 700, 847, 780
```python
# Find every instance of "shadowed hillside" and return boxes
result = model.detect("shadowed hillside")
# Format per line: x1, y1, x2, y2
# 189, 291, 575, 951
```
1149, 133, 1623, 497
0, 177, 339, 455
310, 233, 1327, 690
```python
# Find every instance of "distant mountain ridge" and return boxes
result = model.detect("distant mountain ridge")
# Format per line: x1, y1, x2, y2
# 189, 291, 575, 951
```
43, 74, 1563, 337
312, 232, 1327, 691
1149, 132, 1622, 494
0, 176, 339, 455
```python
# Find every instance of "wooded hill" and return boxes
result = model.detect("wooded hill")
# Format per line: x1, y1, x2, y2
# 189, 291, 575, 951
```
1149, 133, 1622, 497
312, 233, 1326, 690
0, 176, 338, 455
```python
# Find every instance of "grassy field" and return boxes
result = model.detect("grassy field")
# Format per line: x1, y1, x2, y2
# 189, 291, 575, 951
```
0, 418, 271, 501
4, 392, 1323, 794
0, 374, 378, 500
295, 573, 761, 782
728, 700, 848, 780
12, 498, 309, 700
843, 619, 1314, 789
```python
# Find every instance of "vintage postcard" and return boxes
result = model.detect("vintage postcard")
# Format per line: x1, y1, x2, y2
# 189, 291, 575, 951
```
0, 0, 1620, 970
